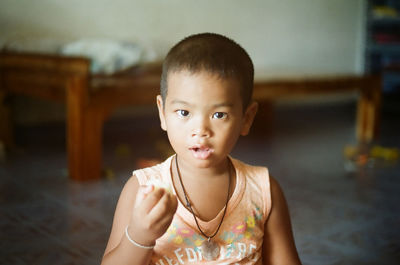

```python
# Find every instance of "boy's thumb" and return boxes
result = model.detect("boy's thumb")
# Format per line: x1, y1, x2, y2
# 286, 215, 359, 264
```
134, 185, 154, 208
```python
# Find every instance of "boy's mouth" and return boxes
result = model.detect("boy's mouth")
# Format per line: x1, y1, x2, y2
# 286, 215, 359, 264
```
189, 146, 214, 159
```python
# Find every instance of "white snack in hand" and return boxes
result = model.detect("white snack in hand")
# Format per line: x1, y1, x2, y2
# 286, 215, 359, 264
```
147, 179, 172, 194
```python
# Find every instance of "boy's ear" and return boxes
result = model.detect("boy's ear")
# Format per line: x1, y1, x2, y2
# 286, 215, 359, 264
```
156, 95, 167, 131
240, 101, 258, 136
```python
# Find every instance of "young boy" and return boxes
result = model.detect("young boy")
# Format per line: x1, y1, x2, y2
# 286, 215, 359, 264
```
102, 33, 301, 265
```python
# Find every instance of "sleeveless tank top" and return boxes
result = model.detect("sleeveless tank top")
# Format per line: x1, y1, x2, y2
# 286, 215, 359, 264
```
133, 155, 271, 264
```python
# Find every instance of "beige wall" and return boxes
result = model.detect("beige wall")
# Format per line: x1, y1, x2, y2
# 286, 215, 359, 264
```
1, 0, 366, 77
0, 0, 366, 124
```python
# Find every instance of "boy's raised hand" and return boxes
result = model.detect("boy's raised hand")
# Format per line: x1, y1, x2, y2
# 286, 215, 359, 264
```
128, 185, 178, 247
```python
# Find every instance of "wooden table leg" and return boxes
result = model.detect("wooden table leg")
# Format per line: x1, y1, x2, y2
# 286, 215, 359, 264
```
0, 90, 14, 151
252, 100, 274, 136
81, 107, 104, 181
356, 75, 381, 143
66, 76, 105, 181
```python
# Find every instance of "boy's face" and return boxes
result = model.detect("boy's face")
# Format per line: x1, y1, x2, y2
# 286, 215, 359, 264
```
157, 70, 257, 169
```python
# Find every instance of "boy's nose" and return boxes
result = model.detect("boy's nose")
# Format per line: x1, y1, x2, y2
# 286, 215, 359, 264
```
191, 128, 210, 138
191, 119, 211, 138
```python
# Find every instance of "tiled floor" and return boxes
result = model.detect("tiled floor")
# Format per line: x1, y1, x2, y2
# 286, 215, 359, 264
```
1, 101, 399, 264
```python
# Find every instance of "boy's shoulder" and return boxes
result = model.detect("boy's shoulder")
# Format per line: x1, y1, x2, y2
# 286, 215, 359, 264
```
131, 156, 174, 186
230, 156, 269, 175
133, 156, 172, 174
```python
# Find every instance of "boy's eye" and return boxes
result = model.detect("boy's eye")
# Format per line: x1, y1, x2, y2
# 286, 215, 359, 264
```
212, 112, 227, 119
176, 110, 189, 117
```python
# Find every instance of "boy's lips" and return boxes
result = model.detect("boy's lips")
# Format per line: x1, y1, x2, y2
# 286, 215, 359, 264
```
189, 145, 214, 159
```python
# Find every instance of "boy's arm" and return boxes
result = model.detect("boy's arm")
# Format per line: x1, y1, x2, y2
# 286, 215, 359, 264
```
262, 176, 301, 265
101, 176, 152, 265
101, 176, 177, 265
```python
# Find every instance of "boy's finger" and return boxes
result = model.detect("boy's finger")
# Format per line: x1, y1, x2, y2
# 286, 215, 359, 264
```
143, 184, 154, 195
147, 192, 177, 224
167, 193, 178, 212
140, 188, 165, 213
134, 185, 154, 208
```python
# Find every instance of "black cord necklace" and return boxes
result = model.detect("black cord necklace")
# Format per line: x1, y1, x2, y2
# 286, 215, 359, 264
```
175, 155, 231, 261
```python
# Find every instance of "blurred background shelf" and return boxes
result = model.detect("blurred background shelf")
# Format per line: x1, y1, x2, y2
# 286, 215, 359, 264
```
366, 0, 400, 113
367, 44, 400, 55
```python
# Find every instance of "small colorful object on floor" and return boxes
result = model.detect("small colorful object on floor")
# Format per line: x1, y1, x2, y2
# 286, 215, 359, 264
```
344, 144, 399, 171
114, 144, 132, 157
103, 167, 115, 180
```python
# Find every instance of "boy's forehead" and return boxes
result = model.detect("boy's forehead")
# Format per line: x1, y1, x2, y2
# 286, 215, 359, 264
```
168, 70, 238, 90
165, 70, 244, 109
167, 69, 241, 90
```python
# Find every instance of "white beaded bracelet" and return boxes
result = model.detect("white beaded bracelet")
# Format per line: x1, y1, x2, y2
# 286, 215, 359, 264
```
125, 226, 155, 249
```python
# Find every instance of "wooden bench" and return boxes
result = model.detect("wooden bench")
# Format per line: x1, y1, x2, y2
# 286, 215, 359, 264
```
253, 75, 381, 142
0, 52, 381, 181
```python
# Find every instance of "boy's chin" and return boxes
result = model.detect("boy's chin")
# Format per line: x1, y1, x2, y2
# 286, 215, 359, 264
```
183, 155, 229, 169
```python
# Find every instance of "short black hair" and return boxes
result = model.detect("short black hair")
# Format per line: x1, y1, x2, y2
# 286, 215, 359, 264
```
160, 33, 254, 110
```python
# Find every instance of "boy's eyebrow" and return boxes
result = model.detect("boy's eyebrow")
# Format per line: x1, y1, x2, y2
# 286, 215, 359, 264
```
170, 99, 234, 108
213, 102, 234, 108
170, 99, 190, 105
171, 99, 233, 108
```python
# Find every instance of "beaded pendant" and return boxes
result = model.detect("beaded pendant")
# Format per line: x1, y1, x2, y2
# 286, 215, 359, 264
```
201, 239, 220, 260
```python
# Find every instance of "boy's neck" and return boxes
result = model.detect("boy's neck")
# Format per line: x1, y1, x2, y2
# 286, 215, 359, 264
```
171, 155, 236, 222
174, 155, 230, 182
